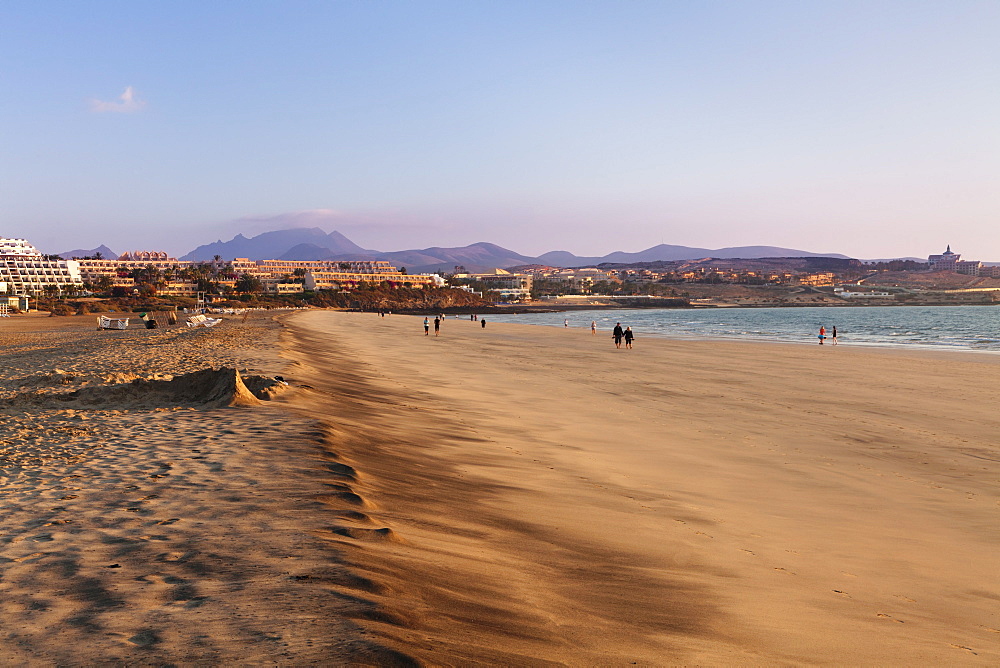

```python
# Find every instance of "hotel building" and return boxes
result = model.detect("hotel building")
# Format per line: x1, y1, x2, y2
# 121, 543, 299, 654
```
0, 238, 83, 296
927, 245, 1000, 277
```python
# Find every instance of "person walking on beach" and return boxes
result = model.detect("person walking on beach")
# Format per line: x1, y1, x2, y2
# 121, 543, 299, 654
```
591, 320, 597, 336
818, 325, 826, 345
831, 326, 838, 345
564, 318, 569, 328
481, 318, 486, 329
423, 317, 430, 336
434, 316, 441, 336
624, 326, 634, 349
612, 322, 624, 349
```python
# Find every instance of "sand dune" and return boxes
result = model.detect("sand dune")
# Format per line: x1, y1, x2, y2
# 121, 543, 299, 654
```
0, 314, 406, 664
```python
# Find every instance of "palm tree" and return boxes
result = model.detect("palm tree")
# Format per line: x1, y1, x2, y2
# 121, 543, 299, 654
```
95, 275, 114, 294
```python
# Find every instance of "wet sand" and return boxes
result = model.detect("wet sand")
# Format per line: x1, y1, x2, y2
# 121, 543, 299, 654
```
1, 310, 998, 665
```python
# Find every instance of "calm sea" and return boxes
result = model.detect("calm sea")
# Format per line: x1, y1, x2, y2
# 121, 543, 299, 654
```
484, 305, 1000, 352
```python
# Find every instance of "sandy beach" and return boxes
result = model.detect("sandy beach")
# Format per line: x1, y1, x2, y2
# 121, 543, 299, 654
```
2, 310, 998, 665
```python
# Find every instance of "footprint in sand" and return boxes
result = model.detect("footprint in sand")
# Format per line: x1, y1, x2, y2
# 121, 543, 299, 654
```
12, 552, 48, 563
136, 573, 201, 603
876, 613, 904, 623
950, 644, 977, 655
126, 629, 161, 648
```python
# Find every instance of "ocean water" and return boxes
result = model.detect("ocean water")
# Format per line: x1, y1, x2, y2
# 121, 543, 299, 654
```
484, 305, 1000, 352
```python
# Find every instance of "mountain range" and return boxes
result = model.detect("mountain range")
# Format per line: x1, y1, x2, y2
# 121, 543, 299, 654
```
56, 244, 117, 260
175, 228, 850, 272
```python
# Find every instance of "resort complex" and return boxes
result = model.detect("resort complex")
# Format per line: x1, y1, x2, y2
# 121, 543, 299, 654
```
0, 237, 445, 299
927, 245, 1000, 276
1, 236, 997, 309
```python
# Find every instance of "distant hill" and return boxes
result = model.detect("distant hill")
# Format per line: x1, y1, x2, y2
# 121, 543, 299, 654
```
57, 244, 117, 260
538, 244, 849, 266
381, 243, 535, 273
277, 242, 374, 262
180, 227, 851, 270
273, 240, 534, 273
181, 228, 366, 261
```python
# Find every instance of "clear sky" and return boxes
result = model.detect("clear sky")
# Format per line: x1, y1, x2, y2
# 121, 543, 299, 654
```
2, 1, 998, 260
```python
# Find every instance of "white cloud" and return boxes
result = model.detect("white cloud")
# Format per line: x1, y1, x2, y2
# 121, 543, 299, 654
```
90, 86, 146, 113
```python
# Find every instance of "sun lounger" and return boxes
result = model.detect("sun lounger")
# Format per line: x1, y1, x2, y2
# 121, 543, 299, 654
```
98, 316, 129, 330
186, 314, 222, 328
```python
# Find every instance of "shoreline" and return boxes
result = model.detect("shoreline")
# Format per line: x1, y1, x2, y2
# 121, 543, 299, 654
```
473, 308, 1000, 356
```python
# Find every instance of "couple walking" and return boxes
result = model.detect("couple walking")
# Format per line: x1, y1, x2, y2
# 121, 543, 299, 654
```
612, 322, 634, 349
423, 316, 441, 336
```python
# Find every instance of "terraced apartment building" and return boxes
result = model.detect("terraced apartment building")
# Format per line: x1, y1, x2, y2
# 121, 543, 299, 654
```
0, 238, 83, 296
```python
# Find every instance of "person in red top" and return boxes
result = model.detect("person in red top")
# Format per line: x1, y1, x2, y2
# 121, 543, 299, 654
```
818, 325, 826, 344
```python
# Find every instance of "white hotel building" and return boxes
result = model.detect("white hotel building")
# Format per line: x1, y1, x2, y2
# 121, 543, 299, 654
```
0, 238, 83, 296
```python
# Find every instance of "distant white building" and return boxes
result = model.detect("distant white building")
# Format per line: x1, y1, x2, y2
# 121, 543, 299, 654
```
834, 287, 892, 299
0, 238, 44, 258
